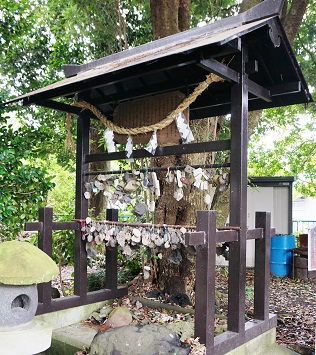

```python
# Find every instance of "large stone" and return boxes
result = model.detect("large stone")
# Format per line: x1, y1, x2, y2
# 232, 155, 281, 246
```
0, 284, 38, 328
89, 324, 190, 355
105, 306, 132, 328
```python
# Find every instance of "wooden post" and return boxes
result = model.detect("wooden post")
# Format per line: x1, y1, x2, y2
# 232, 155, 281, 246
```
37, 207, 53, 308
254, 212, 271, 320
74, 112, 90, 297
185, 210, 217, 353
105, 209, 119, 290
228, 40, 248, 335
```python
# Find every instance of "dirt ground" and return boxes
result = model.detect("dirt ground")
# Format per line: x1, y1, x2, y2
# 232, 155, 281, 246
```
54, 266, 316, 354
269, 274, 316, 354
216, 268, 316, 354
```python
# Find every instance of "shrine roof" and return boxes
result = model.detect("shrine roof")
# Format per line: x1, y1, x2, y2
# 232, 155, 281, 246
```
5, 0, 312, 119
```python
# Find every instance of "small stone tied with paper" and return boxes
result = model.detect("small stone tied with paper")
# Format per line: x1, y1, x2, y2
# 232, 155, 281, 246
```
81, 218, 197, 278
70, 72, 224, 157
84, 166, 230, 212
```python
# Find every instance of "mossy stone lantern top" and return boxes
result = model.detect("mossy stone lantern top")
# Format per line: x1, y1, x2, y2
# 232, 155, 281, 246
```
0, 240, 58, 285
0, 240, 58, 329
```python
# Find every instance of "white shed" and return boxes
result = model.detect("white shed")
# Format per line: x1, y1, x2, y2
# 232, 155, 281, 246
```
217, 176, 294, 267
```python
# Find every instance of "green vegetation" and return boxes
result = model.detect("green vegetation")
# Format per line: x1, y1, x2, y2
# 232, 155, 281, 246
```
0, 0, 314, 244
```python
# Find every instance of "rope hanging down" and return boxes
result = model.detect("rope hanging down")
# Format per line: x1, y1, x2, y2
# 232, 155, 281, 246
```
72, 72, 224, 135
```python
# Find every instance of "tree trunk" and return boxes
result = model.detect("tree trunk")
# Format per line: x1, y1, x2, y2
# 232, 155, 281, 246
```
150, 0, 180, 39
89, 122, 108, 218
155, 118, 221, 299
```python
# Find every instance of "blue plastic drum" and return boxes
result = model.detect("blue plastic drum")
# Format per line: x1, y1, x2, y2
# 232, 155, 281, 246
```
270, 235, 296, 277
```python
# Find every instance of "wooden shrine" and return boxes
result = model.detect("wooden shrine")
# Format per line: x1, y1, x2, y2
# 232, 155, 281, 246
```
5, 0, 312, 354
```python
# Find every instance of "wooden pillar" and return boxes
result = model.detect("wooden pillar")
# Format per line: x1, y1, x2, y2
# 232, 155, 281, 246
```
74, 112, 90, 297
105, 209, 119, 290
37, 207, 53, 307
228, 40, 248, 334
254, 211, 271, 320
185, 210, 217, 352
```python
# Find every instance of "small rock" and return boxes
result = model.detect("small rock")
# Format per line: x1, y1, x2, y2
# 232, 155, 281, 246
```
146, 289, 165, 300
91, 311, 100, 321
166, 292, 192, 307
99, 307, 112, 319
135, 300, 143, 309
105, 306, 132, 328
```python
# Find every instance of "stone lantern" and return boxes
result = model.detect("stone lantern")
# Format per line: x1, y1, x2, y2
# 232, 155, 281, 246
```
0, 240, 58, 354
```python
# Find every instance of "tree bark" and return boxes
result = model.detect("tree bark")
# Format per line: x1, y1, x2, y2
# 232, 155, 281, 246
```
283, 0, 309, 46
89, 123, 108, 218
150, 0, 180, 39
178, 0, 191, 32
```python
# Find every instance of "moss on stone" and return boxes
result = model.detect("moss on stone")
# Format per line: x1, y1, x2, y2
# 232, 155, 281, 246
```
0, 240, 58, 285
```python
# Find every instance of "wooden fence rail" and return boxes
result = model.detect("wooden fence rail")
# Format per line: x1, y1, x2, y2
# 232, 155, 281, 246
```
26, 207, 275, 354
185, 210, 276, 355
25, 207, 127, 315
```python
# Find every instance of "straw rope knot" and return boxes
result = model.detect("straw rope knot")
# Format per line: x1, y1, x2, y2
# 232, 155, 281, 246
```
72, 72, 224, 135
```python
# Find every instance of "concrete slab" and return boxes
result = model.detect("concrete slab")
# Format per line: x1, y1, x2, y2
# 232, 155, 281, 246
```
38, 302, 299, 355
227, 328, 298, 355
35, 301, 107, 330
46, 323, 96, 355
46, 322, 300, 355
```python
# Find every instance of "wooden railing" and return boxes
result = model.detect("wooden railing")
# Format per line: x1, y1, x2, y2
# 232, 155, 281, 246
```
185, 210, 276, 355
25, 207, 127, 315
26, 208, 275, 354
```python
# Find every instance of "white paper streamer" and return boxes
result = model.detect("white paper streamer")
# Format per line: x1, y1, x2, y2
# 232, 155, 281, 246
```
152, 172, 160, 196
175, 112, 194, 143
145, 130, 158, 155
126, 135, 133, 158
103, 128, 116, 153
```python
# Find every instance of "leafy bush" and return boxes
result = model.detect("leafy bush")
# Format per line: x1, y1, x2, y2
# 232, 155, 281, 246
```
0, 120, 54, 240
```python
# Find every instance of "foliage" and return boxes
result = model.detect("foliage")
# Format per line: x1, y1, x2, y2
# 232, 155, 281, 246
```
248, 0, 316, 197
293, 0, 316, 85
0, 111, 54, 239
248, 108, 316, 196
191, 0, 238, 26
46, 159, 76, 264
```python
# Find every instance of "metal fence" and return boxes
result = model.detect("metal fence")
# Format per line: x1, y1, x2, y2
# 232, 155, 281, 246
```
292, 220, 316, 234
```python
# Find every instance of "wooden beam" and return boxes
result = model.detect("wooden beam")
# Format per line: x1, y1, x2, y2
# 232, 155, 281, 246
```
199, 58, 271, 102
199, 58, 239, 83
85, 140, 231, 163
36, 100, 82, 114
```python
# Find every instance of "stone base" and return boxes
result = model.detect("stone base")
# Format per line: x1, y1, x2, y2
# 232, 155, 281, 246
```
0, 319, 52, 355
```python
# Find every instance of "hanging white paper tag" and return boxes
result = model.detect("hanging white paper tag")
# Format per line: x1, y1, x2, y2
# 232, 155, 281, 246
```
145, 130, 158, 155
103, 128, 116, 153
152, 172, 161, 196
149, 200, 155, 212
176, 170, 183, 187
175, 112, 194, 143
126, 135, 133, 158
173, 187, 184, 201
